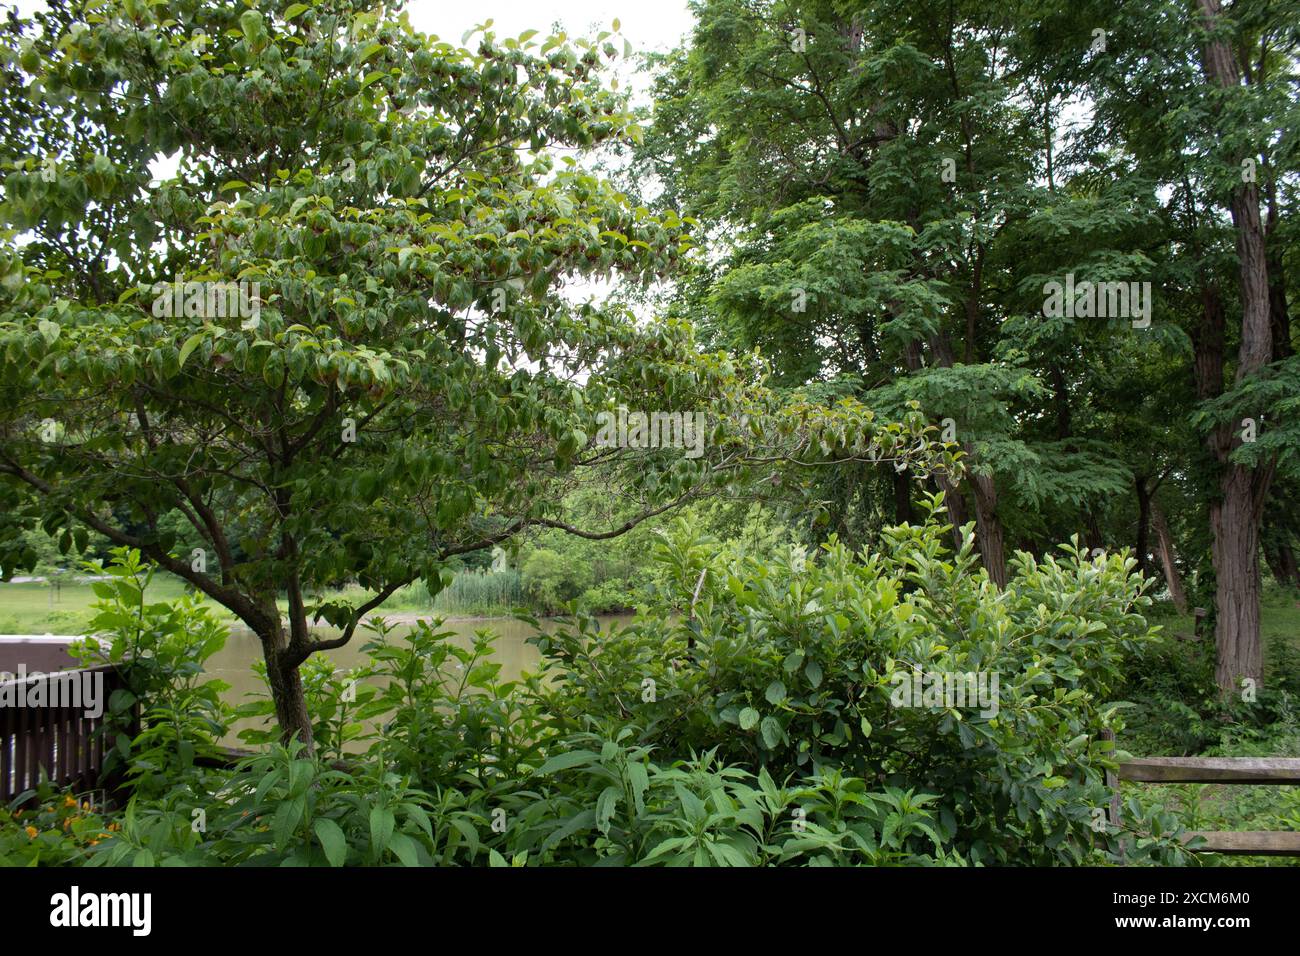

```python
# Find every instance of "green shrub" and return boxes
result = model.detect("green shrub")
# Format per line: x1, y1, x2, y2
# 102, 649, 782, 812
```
68, 548, 233, 797
2, 510, 1201, 866
84, 742, 483, 867
0, 784, 116, 866
236, 654, 378, 763
530, 497, 1190, 864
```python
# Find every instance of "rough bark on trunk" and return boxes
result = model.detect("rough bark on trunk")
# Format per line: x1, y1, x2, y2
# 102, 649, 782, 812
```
1151, 500, 1189, 615
970, 470, 1008, 587
1198, 0, 1276, 695
1210, 473, 1266, 692
256, 613, 315, 753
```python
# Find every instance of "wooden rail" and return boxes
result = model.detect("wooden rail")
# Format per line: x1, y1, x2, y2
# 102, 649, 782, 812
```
1119, 757, 1300, 785
1105, 730, 1300, 856
0, 664, 138, 805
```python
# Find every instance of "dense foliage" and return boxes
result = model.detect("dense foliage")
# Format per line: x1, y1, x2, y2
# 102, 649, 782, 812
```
0, 0, 1297, 870
3, 521, 1198, 866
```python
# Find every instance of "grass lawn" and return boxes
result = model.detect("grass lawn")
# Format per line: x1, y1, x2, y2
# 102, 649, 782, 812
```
0, 577, 518, 636
0, 575, 205, 634
1146, 587, 1300, 673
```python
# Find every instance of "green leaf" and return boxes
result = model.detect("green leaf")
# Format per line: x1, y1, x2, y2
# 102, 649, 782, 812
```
760, 715, 782, 749
537, 749, 599, 775
765, 680, 786, 705
178, 331, 204, 369
313, 817, 347, 867
541, 808, 596, 850
238, 10, 265, 41
388, 832, 419, 867
595, 785, 620, 833
627, 761, 649, 815
284, 3, 310, 20
369, 805, 395, 855
805, 660, 823, 689
738, 706, 760, 730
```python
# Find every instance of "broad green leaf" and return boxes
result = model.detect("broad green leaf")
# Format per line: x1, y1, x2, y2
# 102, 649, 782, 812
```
313, 817, 347, 867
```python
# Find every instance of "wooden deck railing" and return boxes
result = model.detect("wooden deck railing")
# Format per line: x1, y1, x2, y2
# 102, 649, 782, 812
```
0, 664, 138, 805
1105, 729, 1300, 856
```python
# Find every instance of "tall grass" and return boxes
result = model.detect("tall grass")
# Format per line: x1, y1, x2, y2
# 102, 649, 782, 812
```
402, 569, 525, 617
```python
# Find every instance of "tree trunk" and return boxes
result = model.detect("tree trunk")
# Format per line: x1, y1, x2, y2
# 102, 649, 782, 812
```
1084, 510, 1105, 554
257, 619, 315, 753
971, 471, 1008, 587
923, 329, 1009, 584
893, 466, 914, 525
903, 338, 969, 552
935, 473, 971, 552
1134, 477, 1152, 579
1198, 0, 1276, 695
1151, 500, 1189, 614
1276, 541, 1300, 590
1210, 471, 1265, 693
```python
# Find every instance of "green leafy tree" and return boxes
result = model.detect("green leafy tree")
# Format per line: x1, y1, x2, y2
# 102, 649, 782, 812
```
0, 0, 947, 748
633, 0, 1164, 586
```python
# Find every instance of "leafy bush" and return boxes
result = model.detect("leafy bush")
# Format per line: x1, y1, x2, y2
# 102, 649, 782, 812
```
236, 654, 378, 762
84, 743, 483, 867
531, 497, 1190, 864
522, 548, 592, 613
2, 511, 1201, 866
68, 548, 232, 796
0, 784, 117, 866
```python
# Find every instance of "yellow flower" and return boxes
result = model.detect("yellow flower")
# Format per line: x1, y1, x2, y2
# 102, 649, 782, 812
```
25, 826, 37, 839
82, 801, 92, 812
64, 795, 76, 808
